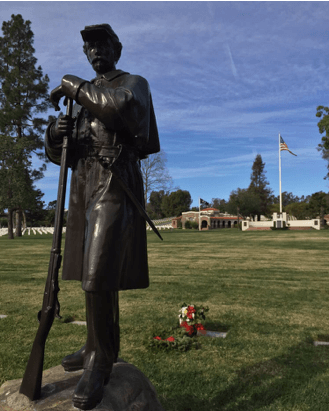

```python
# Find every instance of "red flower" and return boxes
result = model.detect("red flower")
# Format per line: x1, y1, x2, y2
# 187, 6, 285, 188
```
195, 323, 205, 330
166, 336, 175, 342
186, 306, 196, 319
180, 321, 195, 335
154, 336, 162, 340
180, 321, 189, 331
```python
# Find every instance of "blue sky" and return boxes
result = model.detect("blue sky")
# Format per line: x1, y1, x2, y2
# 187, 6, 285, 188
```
1, 1, 329, 208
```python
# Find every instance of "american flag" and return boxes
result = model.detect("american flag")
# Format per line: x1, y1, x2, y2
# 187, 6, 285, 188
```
200, 198, 210, 208
280, 135, 297, 156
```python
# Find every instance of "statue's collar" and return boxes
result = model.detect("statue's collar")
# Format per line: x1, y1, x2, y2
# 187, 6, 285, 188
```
91, 69, 129, 83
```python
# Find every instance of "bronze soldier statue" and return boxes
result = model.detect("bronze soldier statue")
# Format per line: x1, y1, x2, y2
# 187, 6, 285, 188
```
46, 24, 159, 410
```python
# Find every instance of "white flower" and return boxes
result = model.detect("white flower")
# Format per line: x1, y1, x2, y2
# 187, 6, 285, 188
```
180, 306, 187, 315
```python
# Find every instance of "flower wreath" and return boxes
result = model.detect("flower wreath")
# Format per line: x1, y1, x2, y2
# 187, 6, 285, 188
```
147, 303, 209, 351
178, 303, 209, 335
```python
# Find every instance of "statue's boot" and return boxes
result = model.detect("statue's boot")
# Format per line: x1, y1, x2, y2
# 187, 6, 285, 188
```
72, 366, 110, 410
62, 346, 119, 372
72, 291, 119, 410
62, 345, 86, 372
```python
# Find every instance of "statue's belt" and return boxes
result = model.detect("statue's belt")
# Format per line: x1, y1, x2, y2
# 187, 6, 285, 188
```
75, 144, 139, 162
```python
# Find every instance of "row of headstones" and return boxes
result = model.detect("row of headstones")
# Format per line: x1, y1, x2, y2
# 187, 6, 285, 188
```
0, 225, 171, 235
146, 224, 173, 230
151, 217, 176, 225
0, 227, 67, 237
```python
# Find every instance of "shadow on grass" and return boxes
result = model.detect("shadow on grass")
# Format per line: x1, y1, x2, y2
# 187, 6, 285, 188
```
162, 339, 329, 411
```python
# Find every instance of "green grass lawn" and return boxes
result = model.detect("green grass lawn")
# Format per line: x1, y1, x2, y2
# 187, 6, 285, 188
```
1, 229, 329, 410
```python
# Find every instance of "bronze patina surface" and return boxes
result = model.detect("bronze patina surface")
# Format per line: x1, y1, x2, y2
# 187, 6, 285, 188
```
21, 23, 160, 410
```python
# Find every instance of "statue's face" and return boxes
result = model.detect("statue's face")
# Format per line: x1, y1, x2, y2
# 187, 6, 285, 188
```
86, 38, 115, 74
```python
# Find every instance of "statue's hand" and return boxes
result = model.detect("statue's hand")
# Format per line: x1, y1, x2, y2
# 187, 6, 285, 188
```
52, 115, 74, 142
50, 85, 65, 111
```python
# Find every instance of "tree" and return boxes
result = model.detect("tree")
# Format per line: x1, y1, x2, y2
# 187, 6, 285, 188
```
44, 200, 57, 226
268, 202, 280, 215
281, 191, 301, 207
211, 198, 227, 213
0, 135, 40, 236
23, 188, 46, 226
285, 202, 309, 220
0, 14, 51, 238
226, 188, 261, 219
248, 154, 272, 219
307, 191, 329, 222
316, 105, 329, 179
270, 192, 302, 208
161, 189, 192, 217
141, 151, 173, 204
147, 190, 168, 220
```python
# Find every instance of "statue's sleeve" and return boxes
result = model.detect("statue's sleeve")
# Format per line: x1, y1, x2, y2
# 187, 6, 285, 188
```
44, 122, 62, 166
61, 74, 150, 148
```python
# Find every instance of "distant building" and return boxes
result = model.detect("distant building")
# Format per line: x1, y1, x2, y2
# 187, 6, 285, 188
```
241, 212, 320, 231
172, 208, 239, 230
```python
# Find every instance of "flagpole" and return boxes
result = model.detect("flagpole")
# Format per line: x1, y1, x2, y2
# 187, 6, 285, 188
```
279, 132, 282, 215
199, 197, 201, 231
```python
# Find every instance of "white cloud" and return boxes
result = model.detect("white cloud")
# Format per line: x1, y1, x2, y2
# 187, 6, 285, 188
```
2, 1, 329, 204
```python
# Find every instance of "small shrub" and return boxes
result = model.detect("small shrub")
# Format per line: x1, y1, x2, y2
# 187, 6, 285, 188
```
190, 221, 199, 230
184, 220, 191, 229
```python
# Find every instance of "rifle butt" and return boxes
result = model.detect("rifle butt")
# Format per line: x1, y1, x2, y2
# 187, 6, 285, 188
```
19, 341, 45, 400
19, 308, 56, 400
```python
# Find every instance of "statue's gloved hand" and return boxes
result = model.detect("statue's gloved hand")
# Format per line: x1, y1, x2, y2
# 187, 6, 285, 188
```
50, 85, 65, 111
51, 115, 74, 142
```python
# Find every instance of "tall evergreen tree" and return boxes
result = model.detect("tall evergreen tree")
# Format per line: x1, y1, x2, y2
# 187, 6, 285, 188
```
248, 154, 272, 219
0, 14, 51, 238
316, 105, 329, 179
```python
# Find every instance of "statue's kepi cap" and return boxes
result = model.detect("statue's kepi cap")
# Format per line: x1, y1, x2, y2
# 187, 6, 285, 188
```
81, 24, 120, 43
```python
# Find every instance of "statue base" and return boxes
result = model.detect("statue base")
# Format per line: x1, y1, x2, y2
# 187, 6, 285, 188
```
0, 359, 165, 410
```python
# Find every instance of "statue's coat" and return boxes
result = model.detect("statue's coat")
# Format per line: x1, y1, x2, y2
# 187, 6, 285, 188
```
45, 70, 159, 292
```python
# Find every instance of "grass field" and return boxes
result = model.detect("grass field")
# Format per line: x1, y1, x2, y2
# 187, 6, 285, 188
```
1, 229, 329, 411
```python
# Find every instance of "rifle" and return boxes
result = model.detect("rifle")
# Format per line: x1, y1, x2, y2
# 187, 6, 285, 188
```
19, 98, 73, 401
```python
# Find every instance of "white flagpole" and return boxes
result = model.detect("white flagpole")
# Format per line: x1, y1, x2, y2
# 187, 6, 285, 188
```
279, 133, 282, 215
199, 197, 201, 231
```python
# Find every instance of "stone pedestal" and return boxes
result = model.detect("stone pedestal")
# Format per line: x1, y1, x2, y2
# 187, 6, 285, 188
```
0, 360, 165, 411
